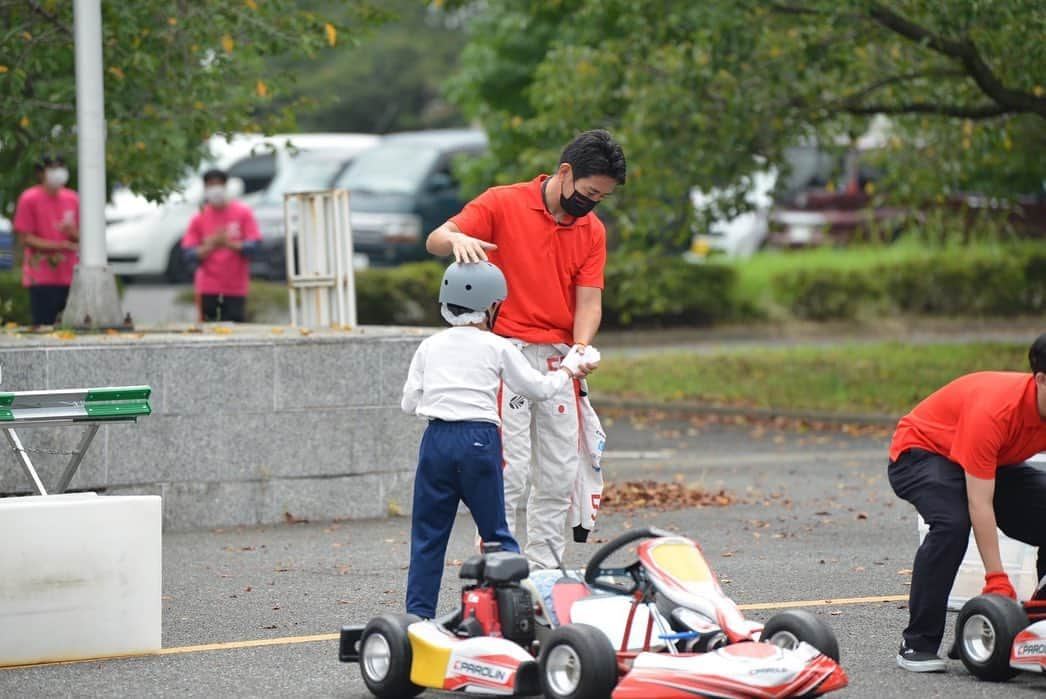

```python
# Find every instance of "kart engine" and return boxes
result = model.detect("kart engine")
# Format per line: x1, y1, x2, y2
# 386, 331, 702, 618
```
458, 551, 535, 647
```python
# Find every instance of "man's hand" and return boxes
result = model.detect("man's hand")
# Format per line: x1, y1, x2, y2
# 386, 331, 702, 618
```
450, 231, 497, 263
982, 571, 1017, 599
571, 344, 601, 375
61, 240, 78, 252
562, 345, 601, 378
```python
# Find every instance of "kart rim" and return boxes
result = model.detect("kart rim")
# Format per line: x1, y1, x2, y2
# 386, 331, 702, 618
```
768, 630, 801, 651
546, 645, 582, 695
362, 633, 391, 682
961, 614, 996, 663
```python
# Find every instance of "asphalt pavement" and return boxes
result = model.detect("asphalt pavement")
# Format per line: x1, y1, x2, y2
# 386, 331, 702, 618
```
1, 412, 1042, 698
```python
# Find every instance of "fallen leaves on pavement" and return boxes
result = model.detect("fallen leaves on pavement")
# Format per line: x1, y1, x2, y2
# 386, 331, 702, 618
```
600, 480, 736, 513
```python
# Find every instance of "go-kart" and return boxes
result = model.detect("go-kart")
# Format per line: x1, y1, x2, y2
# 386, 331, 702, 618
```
339, 527, 848, 698
954, 576, 1046, 681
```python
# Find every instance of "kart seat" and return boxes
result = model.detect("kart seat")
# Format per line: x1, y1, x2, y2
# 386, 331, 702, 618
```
483, 552, 529, 584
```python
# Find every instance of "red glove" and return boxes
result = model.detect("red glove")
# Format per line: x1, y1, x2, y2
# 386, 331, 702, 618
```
982, 571, 1017, 599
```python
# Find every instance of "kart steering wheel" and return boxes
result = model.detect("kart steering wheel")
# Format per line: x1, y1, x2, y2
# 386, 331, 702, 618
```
584, 527, 676, 594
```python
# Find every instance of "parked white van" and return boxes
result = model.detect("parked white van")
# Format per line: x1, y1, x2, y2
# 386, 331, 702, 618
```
105, 133, 378, 281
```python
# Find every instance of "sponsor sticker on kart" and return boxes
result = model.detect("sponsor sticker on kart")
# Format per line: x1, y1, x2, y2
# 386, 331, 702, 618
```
444, 655, 520, 693
1013, 640, 1046, 658
452, 659, 511, 683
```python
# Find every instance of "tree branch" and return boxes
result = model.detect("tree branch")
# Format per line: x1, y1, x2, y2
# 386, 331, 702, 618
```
839, 68, 965, 104
26, 0, 72, 36
842, 101, 1008, 120
867, 2, 1046, 118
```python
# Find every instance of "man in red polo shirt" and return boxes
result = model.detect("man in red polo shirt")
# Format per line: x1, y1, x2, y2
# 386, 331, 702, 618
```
426, 129, 626, 569
181, 169, 260, 322
12, 154, 80, 326
888, 333, 1046, 673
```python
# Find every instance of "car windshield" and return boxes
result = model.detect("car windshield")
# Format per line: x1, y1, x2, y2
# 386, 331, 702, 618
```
334, 144, 440, 195
264, 153, 353, 203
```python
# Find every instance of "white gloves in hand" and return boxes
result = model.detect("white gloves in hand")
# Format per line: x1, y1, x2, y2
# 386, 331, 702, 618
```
562, 345, 601, 376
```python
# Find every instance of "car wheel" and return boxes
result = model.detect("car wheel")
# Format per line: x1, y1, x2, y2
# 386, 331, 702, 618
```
955, 594, 1026, 682
762, 609, 841, 662
538, 623, 617, 699
358, 613, 423, 698
165, 244, 192, 284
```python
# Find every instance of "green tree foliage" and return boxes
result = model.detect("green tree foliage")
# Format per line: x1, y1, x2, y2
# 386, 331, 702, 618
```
265, 0, 467, 134
445, 0, 1046, 250
0, 0, 383, 213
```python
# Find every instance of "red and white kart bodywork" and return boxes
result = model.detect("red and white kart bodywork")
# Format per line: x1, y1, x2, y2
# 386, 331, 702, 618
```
340, 527, 848, 698
955, 580, 1046, 681
1012, 619, 1046, 674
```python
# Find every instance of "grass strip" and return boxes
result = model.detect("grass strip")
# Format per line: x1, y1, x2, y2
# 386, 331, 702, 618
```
591, 341, 1029, 416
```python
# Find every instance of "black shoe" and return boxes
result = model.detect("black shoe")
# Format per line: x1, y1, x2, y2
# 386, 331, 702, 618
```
896, 643, 947, 673
946, 639, 959, 660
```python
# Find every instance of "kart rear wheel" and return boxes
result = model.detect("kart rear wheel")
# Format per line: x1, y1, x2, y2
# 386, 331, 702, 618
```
358, 613, 423, 698
539, 623, 617, 699
955, 594, 1026, 682
762, 609, 841, 662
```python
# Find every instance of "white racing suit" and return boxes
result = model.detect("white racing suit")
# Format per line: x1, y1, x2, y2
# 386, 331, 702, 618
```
500, 342, 605, 568
568, 379, 606, 543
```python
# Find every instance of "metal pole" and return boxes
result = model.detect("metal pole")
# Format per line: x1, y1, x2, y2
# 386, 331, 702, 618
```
63, 0, 124, 328
73, 0, 106, 268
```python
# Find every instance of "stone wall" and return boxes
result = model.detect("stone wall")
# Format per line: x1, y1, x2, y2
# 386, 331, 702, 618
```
0, 327, 431, 530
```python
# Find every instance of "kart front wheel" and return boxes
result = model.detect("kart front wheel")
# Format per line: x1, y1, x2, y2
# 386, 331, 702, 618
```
539, 623, 617, 699
762, 609, 841, 662
358, 613, 423, 698
955, 594, 1026, 682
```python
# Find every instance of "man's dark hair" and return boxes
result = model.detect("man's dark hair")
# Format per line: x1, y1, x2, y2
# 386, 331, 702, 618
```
1030, 333, 1046, 375
559, 129, 626, 184
35, 154, 66, 172
202, 168, 228, 185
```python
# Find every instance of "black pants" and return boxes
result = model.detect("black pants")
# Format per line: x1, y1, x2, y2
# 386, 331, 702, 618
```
28, 285, 70, 326
888, 448, 1046, 652
200, 294, 246, 323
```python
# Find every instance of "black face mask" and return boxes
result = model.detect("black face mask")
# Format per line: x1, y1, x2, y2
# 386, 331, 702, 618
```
560, 176, 598, 217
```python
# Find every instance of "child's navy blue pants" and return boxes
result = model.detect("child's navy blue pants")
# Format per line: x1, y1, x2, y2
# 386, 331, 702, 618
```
406, 419, 519, 618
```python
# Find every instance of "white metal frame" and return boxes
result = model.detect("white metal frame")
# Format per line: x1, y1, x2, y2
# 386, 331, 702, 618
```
284, 189, 358, 328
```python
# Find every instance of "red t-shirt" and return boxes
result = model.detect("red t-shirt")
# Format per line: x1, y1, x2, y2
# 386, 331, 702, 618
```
181, 201, 260, 296
12, 185, 80, 287
889, 372, 1046, 479
449, 175, 606, 345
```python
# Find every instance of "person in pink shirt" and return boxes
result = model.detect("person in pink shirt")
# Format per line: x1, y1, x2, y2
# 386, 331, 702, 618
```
180, 169, 261, 322
12, 154, 80, 326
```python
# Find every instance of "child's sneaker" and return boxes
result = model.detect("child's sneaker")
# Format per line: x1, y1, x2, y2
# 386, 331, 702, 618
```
896, 642, 947, 672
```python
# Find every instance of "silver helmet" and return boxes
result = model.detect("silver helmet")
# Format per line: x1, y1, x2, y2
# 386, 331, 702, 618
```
438, 261, 507, 312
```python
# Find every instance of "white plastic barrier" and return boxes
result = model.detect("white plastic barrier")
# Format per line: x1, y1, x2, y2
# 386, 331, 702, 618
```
0, 493, 162, 666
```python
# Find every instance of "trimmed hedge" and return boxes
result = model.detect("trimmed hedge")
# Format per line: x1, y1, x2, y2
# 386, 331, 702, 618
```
186, 243, 1046, 327
0, 271, 31, 325
603, 252, 737, 327
770, 245, 1046, 320
356, 261, 444, 326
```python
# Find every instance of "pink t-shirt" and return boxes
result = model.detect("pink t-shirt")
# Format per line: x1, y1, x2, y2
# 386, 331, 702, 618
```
12, 185, 80, 287
181, 201, 261, 296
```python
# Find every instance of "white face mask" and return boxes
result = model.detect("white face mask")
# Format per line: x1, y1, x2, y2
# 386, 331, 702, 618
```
204, 185, 227, 206
45, 167, 69, 189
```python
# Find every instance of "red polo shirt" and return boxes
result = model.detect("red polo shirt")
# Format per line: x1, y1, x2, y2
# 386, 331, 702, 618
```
449, 175, 606, 345
889, 372, 1046, 479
